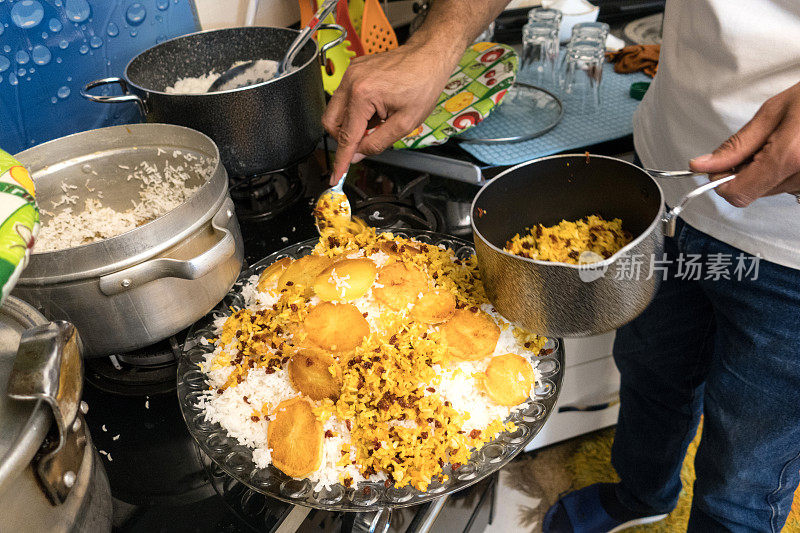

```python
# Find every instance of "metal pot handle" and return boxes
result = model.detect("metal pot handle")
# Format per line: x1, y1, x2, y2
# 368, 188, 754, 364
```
662, 174, 736, 237
81, 77, 147, 117
318, 23, 347, 68
8, 322, 86, 504
98, 198, 238, 296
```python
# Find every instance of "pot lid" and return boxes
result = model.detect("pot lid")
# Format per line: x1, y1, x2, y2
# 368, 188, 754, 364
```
0, 296, 50, 496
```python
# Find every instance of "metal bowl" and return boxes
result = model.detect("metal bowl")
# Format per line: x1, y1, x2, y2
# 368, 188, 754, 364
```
177, 230, 564, 512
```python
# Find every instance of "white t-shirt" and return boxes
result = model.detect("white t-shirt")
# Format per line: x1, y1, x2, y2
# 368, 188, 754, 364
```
633, 0, 800, 270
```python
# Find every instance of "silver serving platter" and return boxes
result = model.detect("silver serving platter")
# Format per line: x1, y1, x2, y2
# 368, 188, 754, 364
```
177, 230, 564, 512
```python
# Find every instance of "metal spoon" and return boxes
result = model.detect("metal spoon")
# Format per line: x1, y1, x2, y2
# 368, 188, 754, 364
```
314, 171, 352, 234
207, 0, 339, 92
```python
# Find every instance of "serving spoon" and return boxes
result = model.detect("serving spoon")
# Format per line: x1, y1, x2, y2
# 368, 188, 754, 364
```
314, 170, 352, 234
208, 0, 339, 92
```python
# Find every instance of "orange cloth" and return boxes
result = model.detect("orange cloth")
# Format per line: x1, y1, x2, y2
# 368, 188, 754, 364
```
605, 44, 660, 78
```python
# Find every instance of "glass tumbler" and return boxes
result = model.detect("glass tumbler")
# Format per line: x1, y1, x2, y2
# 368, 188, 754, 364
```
571, 26, 608, 47
521, 23, 560, 86
572, 21, 610, 40
527, 7, 563, 30
561, 44, 605, 114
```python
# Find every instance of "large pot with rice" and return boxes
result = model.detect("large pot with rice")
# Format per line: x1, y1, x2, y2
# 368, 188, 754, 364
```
13, 124, 244, 357
81, 26, 339, 177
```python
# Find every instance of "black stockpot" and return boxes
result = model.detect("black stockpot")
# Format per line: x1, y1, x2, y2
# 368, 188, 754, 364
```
82, 26, 341, 177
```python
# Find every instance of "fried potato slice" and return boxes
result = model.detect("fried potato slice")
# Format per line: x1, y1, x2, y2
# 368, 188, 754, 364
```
288, 347, 343, 400
267, 397, 323, 478
440, 308, 500, 361
483, 353, 535, 406
304, 302, 370, 352
373, 263, 428, 310
278, 255, 334, 295
411, 290, 457, 324
312, 259, 378, 302
257, 257, 293, 292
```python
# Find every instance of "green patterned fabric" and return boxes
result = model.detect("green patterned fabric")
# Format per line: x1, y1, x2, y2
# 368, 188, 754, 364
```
0, 148, 39, 305
393, 43, 519, 150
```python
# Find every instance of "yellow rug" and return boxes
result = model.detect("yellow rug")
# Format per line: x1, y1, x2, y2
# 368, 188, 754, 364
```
566, 424, 800, 531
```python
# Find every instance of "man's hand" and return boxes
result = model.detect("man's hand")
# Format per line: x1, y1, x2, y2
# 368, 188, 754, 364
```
322, 42, 458, 183
689, 81, 800, 207
322, 0, 512, 184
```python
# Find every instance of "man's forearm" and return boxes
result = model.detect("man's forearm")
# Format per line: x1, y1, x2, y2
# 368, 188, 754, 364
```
406, 0, 512, 61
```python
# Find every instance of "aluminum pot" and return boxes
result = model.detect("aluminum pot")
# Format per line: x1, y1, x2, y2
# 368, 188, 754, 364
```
81, 26, 344, 177
0, 296, 112, 532
14, 124, 244, 357
471, 154, 732, 337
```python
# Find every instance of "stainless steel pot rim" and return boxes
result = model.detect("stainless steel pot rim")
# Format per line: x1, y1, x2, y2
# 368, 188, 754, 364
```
122, 26, 321, 97
470, 153, 666, 269
18, 124, 228, 284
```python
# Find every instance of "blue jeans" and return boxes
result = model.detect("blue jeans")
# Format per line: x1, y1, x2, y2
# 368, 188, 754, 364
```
611, 217, 800, 532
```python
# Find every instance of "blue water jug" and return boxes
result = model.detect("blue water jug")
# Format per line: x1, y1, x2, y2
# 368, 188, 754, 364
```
0, 0, 200, 153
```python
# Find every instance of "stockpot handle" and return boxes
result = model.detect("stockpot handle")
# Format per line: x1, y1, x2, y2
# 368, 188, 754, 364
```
98, 198, 238, 296
318, 23, 347, 68
662, 174, 736, 237
7, 321, 86, 504
81, 77, 147, 117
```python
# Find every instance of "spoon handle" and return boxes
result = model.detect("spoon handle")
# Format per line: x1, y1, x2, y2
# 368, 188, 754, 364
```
279, 0, 340, 75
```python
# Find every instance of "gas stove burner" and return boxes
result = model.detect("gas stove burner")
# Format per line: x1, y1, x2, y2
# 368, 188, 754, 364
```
345, 174, 443, 232
229, 165, 305, 221
85, 334, 184, 396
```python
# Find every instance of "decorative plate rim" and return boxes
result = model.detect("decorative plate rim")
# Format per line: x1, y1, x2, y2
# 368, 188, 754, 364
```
177, 229, 564, 512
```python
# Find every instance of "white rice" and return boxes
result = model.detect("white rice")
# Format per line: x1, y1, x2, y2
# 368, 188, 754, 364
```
36, 154, 213, 253
165, 59, 281, 94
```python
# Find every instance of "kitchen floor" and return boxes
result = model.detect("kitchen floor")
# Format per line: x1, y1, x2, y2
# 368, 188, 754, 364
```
485, 431, 592, 533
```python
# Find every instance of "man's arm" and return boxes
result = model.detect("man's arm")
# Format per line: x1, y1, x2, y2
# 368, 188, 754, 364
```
323, 0, 511, 182
689, 81, 800, 206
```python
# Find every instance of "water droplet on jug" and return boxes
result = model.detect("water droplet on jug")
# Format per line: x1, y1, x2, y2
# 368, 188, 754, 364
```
0, 75, 4, 84
3, 45, 11, 54
17, 68, 25, 76
89, 35, 102, 48
67, 76, 72, 81
106, 22, 119, 37
59, 39, 68, 49
51, 96, 57, 104
156, 0, 169, 10
10, 0, 44, 29
15, 50, 30, 64
31, 44, 51, 65
49, 18, 62, 32
29, 67, 34, 73
57, 85, 70, 98
56, 57, 62, 63
126, 3, 147, 26
0, 56, 9, 73
9, 73, 18, 86
41, 31, 47, 39
79, 43, 88, 54
130, 30, 137, 37
64, 0, 91, 23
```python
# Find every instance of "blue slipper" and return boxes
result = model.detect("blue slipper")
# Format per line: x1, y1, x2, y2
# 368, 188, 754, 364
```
542, 483, 668, 533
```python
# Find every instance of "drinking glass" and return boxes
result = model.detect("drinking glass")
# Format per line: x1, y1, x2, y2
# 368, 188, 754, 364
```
521, 22, 560, 87
561, 44, 605, 114
572, 21, 610, 40
571, 26, 608, 47
527, 7, 562, 30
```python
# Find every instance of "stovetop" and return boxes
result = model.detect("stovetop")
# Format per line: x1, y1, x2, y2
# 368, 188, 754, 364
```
81, 150, 491, 533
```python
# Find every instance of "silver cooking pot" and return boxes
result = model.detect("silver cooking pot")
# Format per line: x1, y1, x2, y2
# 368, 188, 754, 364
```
471, 154, 732, 337
0, 296, 112, 532
14, 124, 244, 356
